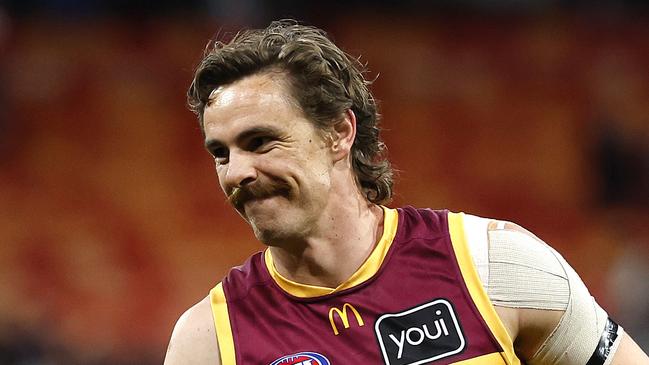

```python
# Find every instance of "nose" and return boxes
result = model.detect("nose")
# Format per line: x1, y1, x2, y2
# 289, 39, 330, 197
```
219, 150, 257, 193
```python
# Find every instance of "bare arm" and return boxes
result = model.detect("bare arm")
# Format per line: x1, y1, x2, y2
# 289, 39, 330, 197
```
494, 306, 564, 360
164, 296, 221, 365
611, 333, 649, 364
486, 220, 649, 364
512, 307, 649, 364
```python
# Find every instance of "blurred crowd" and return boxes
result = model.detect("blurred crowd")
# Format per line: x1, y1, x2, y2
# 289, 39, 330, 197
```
0, 1, 647, 363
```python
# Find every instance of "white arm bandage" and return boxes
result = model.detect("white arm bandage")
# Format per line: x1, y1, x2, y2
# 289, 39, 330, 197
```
463, 215, 624, 365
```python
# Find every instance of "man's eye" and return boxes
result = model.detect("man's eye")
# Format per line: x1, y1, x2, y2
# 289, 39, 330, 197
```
212, 147, 228, 160
249, 136, 272, 151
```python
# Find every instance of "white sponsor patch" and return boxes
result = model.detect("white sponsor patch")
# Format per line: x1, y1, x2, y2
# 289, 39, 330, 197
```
375, 299, 465, 365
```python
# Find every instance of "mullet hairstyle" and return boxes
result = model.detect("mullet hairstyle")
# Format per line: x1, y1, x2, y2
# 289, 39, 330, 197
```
188, 20, 393, 204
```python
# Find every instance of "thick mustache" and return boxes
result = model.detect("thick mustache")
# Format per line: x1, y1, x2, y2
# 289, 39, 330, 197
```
227, 181, 290, 208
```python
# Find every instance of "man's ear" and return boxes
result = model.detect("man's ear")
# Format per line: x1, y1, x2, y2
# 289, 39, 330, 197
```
330, 109, 357, 162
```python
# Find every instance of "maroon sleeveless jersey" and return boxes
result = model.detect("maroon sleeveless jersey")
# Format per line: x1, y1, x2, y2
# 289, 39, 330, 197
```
209, 207, 521, 364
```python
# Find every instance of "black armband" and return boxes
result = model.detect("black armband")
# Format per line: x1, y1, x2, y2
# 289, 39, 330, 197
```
586, 318, 620, 365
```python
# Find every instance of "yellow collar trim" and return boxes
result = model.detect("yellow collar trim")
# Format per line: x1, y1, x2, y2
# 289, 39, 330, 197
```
264, 206, 399, 298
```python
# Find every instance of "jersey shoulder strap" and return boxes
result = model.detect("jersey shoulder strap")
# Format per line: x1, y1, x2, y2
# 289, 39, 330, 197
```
448, 212, 520, 365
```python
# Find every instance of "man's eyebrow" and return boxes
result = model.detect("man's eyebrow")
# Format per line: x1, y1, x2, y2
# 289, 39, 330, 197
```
236, 126, 283, 140
204, 126, 283, 150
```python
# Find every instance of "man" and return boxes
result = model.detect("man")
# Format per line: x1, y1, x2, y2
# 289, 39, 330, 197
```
165, 20, 648, 364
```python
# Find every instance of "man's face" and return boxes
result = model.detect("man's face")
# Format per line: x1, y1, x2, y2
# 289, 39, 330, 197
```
202, 72, 333, 245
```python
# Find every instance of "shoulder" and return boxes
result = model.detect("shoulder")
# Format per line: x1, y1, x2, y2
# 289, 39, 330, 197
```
394, 206, 455, 239
468, 215, 622, 362
222, 251, 268, 300
164, 296, 221, 365
461, 213, 570, 304
458, 215, 567, 355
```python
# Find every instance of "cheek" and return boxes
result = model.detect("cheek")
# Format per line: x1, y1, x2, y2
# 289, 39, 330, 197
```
300, 160, 332, 190
215, 165, 228, 192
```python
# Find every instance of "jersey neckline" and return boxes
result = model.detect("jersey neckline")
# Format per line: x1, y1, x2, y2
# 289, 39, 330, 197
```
263, 206, 399, 298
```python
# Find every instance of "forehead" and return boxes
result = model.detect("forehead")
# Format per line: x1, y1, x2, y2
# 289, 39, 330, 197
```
208, 71, 292, 107
202, 72, 307, 137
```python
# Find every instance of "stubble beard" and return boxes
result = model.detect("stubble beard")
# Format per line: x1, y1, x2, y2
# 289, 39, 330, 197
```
226, 178, 295, 245
226, 177, 327, 248
247, 206, 302, 247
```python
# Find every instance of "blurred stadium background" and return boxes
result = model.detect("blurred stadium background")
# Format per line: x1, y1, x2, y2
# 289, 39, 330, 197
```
0, 1, 648, 363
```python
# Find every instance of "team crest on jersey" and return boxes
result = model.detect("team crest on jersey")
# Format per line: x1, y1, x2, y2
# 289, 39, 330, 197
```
374, 298, 465, 365
270, 351, 331, 365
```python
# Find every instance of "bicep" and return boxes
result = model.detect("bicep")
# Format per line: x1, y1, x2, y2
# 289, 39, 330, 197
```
610, 332, 649, 365
164, 296, 221, 365
485, 220, 610, 363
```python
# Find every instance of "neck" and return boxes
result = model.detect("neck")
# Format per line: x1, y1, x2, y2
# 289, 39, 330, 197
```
269, 195, 385, 288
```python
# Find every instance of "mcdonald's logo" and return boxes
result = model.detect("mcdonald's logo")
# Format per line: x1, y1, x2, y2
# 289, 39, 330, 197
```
328, 303, 364, 336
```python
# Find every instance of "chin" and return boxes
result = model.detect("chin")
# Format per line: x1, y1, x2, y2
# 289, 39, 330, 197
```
252, 226, 284, 246
250, 220, 299, 247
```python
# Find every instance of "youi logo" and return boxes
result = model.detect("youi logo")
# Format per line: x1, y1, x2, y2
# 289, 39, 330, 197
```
375, 298, 465, 365
270, 351, 331, 365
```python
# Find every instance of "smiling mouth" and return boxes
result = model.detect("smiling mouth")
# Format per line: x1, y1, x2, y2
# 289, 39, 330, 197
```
237, 195, 288, 220
245, 195, 275, 207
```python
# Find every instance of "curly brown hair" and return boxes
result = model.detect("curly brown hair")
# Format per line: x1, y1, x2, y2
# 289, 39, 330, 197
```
187, 20, 393, 204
